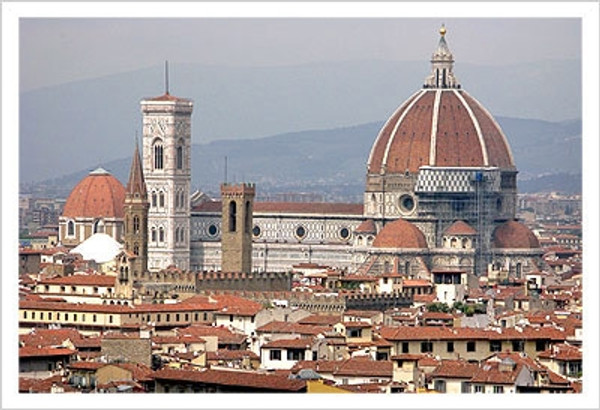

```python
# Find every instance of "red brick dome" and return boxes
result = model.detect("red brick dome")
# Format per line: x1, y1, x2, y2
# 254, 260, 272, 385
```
492, 220, 540, 249
367, 89, 515, 175
372, 219, 428, 249
367, 27, 514, 175
62, 168, 126, 219
444, 220, 477, 236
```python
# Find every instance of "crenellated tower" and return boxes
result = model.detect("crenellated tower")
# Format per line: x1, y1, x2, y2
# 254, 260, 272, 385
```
220, 183, 255, 273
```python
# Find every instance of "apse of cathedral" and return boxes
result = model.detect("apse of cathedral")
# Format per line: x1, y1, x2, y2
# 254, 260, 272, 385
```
59, 26, 545, 287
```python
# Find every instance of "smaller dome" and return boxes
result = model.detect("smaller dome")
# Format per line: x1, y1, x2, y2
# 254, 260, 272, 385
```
492, 220, 540, 249
373, 219, 428, 249
62, 168, 126, 219
355, 219, 377, 234
444, 220, 477, 236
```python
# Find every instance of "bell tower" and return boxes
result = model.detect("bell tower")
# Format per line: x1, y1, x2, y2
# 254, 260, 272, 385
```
123, 141, 149, 276
141, 65, 193, 271
220, 183, 255, 273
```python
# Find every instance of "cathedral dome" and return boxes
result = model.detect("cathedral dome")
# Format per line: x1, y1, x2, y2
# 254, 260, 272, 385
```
62, 168, 126, 219
492, 220, 540, 249
367, 27, 515, 175
372, 218, 428, 249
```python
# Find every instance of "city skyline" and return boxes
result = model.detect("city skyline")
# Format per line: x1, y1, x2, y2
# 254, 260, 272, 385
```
4, 2, 599, 409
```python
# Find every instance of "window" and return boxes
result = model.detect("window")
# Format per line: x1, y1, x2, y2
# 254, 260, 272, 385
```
64, 313, 68, 321
194, 313, 199, 321
166, 314, 170, 322
536, 340, 547, 352
467, 341, 476, 352
133, 243, 139, 256
348, 329, 362, 338
67, 221, 75, 236
152, 192, 157, 207
447, 342, 454, 353
159, 192, 165, 207
287, 349, 304, 361
421, 342, 433, 353
57, 313, 61, 320
490, 340, 502, 352
245, 201, 251, 233
109, 315, 113, 324
152, 228, 157, 242
24, 311, 27, 319
154, 142, 164, 169
474, 385, 484, 393
133, 216, 140, 233
402, 342, 409, 354
493, 385, 504, 394
185, 313, 189, 322
229, 201, 237, 232
93, 219, 104, 234
229, 315, 234, 322
48, 312, 52, 320
203, 313, 208, 321
269, 350, 282, 361
176, 145, 184, 170
434, 380, 446, 393
159, 227, 164, 242
176, 314, 180, 322
461, 382, 471, 393
73, 314, 77, 322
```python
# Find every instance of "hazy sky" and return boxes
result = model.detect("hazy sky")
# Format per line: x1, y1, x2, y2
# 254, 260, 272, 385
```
20, 17, 581, 92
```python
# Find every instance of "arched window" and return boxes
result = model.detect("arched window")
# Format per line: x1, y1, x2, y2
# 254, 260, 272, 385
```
159, 227, 165, 242
175, 191, 180, 208
151, 227, 157, 242
245, 201, 251, 233
450, 238, 458, 248
67, 220, 75, 236
404, 261, 410, 276
180, 192, 185, 209
133, 243, 139, 255
229, 201, 237, 232
175, 227, 180, 243
93, 219, 104, 234
133, 215, 140, 234
151, 191, 157, 208
159, 192, 165, 208
176, 144, 184, 170
462, 238, 469, 249
515, 263, 523, 279
153, 141, 164, 169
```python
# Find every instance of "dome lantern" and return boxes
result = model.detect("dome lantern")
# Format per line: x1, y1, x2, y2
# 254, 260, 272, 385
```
424, 24, 460, 89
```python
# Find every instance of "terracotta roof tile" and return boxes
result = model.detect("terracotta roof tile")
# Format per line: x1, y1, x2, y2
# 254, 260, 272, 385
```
152, 368, 306, 392
492, 220, 540, 249
37, 274, 115, 287
354, 219, 377, 234
262, 338, 314, 349
19, 346, 76, 358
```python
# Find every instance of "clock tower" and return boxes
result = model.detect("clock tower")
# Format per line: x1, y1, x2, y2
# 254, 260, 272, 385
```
141, 85, 193, 271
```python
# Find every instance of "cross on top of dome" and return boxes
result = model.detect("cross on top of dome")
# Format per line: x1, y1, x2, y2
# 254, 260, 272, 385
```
423, 24, 460, 89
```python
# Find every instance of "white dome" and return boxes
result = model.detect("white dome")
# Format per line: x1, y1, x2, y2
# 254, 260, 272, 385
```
70, 233, 123, 264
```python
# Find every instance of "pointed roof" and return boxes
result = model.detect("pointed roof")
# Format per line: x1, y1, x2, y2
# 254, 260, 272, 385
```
423, 24, 460, 89
126, 141, 147, 199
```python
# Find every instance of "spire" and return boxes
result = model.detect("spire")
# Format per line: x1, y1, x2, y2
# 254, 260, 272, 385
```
126, 140, 147, 199
165, 60, 169, 95
423, 24, 460, 89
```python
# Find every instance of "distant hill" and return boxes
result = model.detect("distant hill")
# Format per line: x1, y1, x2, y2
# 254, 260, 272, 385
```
19, 59, 580, 183
25, 116, 582, 200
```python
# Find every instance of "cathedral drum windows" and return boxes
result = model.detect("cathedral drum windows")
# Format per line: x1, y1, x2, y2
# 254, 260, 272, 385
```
67, 220, 75, 237
398, 194, 416, 215
252, 225, 262, 238
339, 227, 351, 241
207, 224, 219, 238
